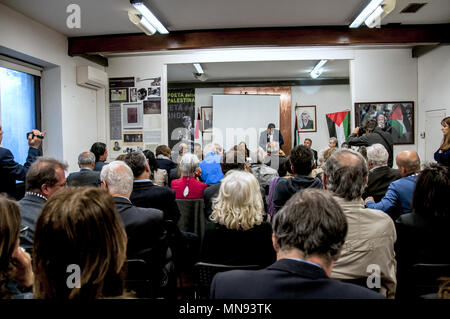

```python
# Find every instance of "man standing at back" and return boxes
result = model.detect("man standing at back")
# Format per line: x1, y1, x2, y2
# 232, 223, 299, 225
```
259, 123, 284, 151
322, 149, 397, 298
66, 151, 101, 187
365, 150, 420, 220
348, 119, 394, 167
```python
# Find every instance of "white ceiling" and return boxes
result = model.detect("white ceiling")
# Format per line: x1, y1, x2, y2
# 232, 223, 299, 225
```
167, 60, 350, 82
0, 0, 449, 37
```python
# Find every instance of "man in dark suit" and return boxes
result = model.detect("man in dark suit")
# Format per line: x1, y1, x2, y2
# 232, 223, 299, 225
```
19, 157, 68, 252
100, 160, 174, 298
90, 142, 108, 172
0, 127, 44, 199
303, 138, 318, 166
258, 123, 284, 151
66, 151, 101, 187
210, 188, 383, 299
348, 119, 394, 167
362, 143, 401, 202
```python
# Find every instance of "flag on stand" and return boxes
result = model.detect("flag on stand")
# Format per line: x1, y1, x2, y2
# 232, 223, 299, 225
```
388, 104, 406, 136
194, 112, 201, 139
294, 113, 300, 146
326, 111, 350, 147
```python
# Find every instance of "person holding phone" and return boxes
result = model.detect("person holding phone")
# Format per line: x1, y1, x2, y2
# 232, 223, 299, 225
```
0, 126, 45, 199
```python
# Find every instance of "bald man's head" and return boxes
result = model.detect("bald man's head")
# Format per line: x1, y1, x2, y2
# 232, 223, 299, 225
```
396, 150, 420, 176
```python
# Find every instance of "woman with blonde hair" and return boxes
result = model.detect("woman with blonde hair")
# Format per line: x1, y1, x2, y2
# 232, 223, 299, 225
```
0, 196, 33, 299
33, 187, 127, 299
434, 116, 450, 166
200, 170, 275, 266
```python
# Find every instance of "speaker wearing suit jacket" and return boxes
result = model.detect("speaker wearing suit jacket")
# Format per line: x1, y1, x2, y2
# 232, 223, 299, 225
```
259, 129, 284, 151
66, 168, 101, 187
210, 258, 383, 299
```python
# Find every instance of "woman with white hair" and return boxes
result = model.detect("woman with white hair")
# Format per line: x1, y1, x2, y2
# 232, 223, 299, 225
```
171, 153, 207, 199
250, 147, 278, 189
200, 170, 276, 266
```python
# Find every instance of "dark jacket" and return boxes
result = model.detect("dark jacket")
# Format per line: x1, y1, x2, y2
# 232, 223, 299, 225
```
0, 147, 40, 199
93, 161, 107, 172
156, 158, 177, 174
201, 221, 276, 267
348, 127, 394, 167
210, 258, 384, 299
434, 148, 450, 166
130, 181, 180, 223
203, 182, 221, 219
363, 166, 401, 202
66, 168, 101, 187
273, 175, 322, 213
18, 193, 47, 251
114, 197, 172, 289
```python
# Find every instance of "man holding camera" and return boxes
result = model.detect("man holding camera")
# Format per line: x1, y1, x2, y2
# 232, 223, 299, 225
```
0, 126, 45, 199
348, 119, 394, 168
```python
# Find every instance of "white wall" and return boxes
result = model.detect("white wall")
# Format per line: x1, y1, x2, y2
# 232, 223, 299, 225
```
291, 85, 351, 154
0, 3, 107, 172
417, 45, 450, 162
350, 48, 418, 166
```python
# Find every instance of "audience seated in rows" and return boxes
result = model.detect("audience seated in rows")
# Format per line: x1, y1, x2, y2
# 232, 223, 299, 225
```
100, 161, 174, 297
201, 170, 276, 267
395, 163, 450, 298
250, 147, 278, 190
272, 145, 322, 214
169, 142, 189, 182
66, 151, 101, 187
303, 138, 318, 166
266, 157, 293, 219
90, 142, 108, 172
210, 188, 383, 299
0, 196, 33, 299
33, 187, 127, 299
264, 141, 287, 173
19, 157, 68, 252
323, 149, 397, 298
143, 149, 168, 187
155, 145, 177, 175
365, 150, 420, 220
171, 153, 207, 199
200, 143, 224, 185
362, 144, 401, 202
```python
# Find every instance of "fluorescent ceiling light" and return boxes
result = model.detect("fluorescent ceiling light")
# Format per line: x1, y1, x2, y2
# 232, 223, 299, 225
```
365, 5, 384, 28
193, 63, 204, 74
128, 11, 156, 35
349, 0, 384, 28
310, 59, 327, 79
131, 1, 169, 34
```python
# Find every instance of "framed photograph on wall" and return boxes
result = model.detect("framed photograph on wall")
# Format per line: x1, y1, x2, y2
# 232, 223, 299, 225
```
201, 106, 213, 132
110, 88, 129, 103
295, 105, 317, 132
122, 102, 143, 129
354, 102, 414, 144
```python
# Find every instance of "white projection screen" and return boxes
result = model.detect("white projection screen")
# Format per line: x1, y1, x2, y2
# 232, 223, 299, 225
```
212, 94, 280, 151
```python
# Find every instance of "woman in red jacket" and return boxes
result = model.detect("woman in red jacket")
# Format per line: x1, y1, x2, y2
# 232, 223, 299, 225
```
171, 153, 207, 199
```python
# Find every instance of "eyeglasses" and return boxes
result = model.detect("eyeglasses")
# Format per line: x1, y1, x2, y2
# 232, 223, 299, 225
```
20, 226, 29, 233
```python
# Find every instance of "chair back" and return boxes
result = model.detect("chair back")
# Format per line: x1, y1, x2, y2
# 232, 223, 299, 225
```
176, 199, 205, 242
125, 259, 154, 298
410, 263, 450, 298
193, 262, 261, 299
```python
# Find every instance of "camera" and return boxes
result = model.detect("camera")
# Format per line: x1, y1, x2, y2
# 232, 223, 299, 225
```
357, 127, 366, 137
27, 132, 44, 140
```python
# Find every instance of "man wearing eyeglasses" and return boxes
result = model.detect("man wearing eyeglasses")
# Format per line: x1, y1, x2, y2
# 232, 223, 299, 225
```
18, 157, 68, 252
0, 125, 45, 199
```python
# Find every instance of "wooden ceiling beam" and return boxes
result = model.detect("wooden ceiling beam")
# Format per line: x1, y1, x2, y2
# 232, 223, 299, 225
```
68, 25, 450, 55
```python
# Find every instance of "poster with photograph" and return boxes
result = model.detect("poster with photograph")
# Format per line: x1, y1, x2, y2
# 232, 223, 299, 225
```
110, 140, 123, 154
137, 87, 148, 101
295, 105, 317, 132
167, 88, 195, 149
123, 130, 144, 145
150, 77, 161, 86
110, 88, 128, 103
144, 98, 161, 114
201, 106, 213, 131
129, 88, 137, 102
148, 86, 161, 97
354, 102, 414, 144
122, 102, 143, 129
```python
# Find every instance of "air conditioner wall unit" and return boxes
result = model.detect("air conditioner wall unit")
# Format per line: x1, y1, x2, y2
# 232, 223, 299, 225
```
76, 65, 108, 90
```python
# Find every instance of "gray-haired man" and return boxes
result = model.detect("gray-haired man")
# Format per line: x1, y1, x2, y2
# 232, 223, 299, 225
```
66, 151, 101, 187
322, 149, 397, 298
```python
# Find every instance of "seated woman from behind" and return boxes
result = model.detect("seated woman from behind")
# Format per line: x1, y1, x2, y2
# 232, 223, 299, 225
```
200, 170, 276, 267
0, 196, 34, 299
171, 153, 207, 199
33, 187, 128, 299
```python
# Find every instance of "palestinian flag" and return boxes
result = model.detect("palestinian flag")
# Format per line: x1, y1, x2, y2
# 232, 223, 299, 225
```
326, 111, 350, 147
294, 114, 300, 146
388, 104, 406, 136
194, 112, 201, 139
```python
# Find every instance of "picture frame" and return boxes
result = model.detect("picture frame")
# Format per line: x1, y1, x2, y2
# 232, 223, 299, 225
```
201, 106, 213, 132
109, 88, 129, 103
354, 102, 414, 145
295, 105, 317, 132
121, 102, 143, 129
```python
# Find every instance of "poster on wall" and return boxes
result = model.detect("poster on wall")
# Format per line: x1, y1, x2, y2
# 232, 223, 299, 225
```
123, 130, 144, 145
144, 98, 161, 114
109, 103, 122, 140
167, 88, 195, 150
122, 102, 143, 129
